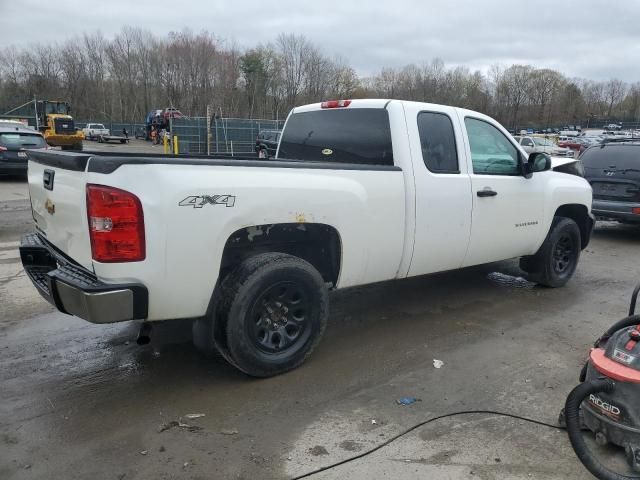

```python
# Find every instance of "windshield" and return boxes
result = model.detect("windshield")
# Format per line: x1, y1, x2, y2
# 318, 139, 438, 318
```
581, 145, 640, 171
93, 124, 105, 129
533, 138, 554, 147
0, 133, 47, 149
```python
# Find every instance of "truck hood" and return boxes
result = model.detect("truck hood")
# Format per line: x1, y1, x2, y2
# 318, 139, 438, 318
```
550, 156, 578, 169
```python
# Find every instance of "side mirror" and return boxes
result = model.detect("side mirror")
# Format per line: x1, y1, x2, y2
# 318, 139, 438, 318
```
523, 152, 551, 178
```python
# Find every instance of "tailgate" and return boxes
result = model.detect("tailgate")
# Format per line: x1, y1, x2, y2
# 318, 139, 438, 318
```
27, 151, 94, 270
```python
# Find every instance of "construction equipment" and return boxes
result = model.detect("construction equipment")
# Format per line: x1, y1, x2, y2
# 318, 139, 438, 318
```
3, 100, 84, 151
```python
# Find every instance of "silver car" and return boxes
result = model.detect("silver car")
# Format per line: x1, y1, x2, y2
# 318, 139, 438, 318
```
515, 136, 575, 158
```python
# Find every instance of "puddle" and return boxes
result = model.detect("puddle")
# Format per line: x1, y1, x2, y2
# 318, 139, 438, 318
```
487, 271, 535, 289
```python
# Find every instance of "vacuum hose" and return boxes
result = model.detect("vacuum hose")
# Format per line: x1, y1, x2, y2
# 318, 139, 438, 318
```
565, 379, 639, 480
596, 315, 640, 348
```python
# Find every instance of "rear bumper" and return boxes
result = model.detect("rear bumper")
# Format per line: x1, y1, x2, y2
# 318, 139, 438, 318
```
20, 233, 148, 323
593, 199, 640, 223
0, 162, 27, 173
45, 135, 83, 146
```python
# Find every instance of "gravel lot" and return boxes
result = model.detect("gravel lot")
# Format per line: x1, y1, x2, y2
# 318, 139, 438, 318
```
1, 158, 638, 479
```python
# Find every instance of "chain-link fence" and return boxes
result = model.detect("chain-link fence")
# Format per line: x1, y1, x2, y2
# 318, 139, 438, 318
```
76, 117, 285, 155
171, 117, 285, 155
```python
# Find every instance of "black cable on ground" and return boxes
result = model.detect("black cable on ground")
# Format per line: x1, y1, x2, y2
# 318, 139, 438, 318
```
290, 409, 564, 480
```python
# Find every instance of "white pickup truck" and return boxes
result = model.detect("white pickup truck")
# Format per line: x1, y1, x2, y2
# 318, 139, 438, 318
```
82, 123, 110, 140
20, 99, 593, 377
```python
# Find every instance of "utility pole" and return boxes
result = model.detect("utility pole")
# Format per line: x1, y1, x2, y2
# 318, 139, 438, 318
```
33, 97, 39, 130
206, 104, 211, 156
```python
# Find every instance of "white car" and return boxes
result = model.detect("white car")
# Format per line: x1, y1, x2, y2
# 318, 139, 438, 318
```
21, 99, 593, 377
82, 123, 109, 140
515, 135, 575, 158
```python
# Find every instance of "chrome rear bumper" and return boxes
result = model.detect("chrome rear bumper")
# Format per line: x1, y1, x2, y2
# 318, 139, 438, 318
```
20, 233, 148, 323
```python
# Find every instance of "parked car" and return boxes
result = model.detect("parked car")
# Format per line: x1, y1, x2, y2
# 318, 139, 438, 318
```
581, 141, 640, 223
20, 99, 593, 377
82, 123, 110, 140
0, 119, 31, 129
604, 123, 622, 131
515, 135, 575, 157
255, 129, 281, 158
558, 138, 583, 152
134, 127, 146, 139
0, 124, 48, 175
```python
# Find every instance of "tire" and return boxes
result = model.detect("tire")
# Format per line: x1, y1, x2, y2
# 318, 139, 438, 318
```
215, 252, 328, 377
521, 216, 581, 288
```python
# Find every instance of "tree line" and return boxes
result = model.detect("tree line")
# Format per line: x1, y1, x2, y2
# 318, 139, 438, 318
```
1, 27, 639, 128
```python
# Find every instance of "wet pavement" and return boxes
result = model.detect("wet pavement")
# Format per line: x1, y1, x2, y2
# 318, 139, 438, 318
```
1, 175, 639, 479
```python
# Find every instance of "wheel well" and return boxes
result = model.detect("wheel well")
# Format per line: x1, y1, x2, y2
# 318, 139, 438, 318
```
219, 223, 342, 288
554, 204, 592, 249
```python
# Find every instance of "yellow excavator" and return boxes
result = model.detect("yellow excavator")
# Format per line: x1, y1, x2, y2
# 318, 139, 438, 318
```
36, 100, 84, 150
3, 100, 84, 150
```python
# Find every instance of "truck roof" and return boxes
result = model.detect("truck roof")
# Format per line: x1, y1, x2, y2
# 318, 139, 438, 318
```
0, 124, 39, 134
290, 99, 497, 125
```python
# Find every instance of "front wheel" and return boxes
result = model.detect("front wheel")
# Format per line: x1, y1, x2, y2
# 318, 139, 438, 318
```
521, 216, 581, 288
216, 253, 328, 377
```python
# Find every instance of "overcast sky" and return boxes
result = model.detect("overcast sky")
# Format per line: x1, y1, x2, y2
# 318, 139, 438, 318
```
1, 0, 639, 82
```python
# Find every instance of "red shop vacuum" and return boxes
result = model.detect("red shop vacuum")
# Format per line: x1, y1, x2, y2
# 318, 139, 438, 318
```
562, 283, 640, 479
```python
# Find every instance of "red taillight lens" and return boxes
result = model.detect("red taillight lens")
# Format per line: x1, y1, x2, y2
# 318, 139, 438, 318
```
86, 184, 145, 262
633, 207, 640, 215
0, 146, 7, 152
320, 99, 352, 109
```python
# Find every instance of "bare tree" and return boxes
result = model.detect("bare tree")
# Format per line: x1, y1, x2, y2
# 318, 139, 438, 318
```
604, 79, 626, 118
1, 27, 639, 129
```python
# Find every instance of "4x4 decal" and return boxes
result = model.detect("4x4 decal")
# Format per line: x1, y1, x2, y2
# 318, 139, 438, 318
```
179, 195, 236, 208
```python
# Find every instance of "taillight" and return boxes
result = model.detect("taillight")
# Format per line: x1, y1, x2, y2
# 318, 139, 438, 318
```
0, 146, 7, 152
320, 99, 352, 109
86, 184, 145, 262
633, 207, 640, 215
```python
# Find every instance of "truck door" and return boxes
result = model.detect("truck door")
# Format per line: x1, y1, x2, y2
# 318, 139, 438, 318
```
459, 115, 546, 267
405, 106, 473, 276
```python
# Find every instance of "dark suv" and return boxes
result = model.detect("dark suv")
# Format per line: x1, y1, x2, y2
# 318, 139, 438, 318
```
0, 125, 48, 175
255, 129, 281, 159
581, 141, 640, 223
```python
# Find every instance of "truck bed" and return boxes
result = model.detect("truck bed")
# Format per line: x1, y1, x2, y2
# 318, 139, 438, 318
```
25, 148, 405, 321
27, 150, 401, 174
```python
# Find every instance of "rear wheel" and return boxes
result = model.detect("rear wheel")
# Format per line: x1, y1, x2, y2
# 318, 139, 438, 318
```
205, 253, 329, 377
521, 217, 581, 287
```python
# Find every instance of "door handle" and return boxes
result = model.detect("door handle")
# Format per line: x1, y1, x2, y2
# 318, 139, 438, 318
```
477, 189, 498, 197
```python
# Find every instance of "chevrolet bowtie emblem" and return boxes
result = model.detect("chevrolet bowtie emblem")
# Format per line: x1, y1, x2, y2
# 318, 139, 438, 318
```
45, 198, 55, 215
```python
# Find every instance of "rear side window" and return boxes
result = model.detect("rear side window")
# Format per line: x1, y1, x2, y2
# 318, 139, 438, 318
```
417, 112, 459, 173
0, 133, 47, 149
581, 145, 640, 171
278, 109, 393, 165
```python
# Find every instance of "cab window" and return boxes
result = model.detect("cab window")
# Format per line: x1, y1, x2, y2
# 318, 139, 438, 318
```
465, 118, 520, 175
